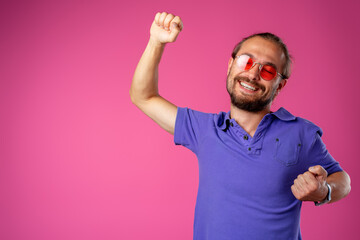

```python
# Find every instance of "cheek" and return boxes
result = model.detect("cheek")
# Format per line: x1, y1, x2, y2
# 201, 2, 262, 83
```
268, 83, 280, 94
260, 83, 274, 95
227, 59, 235, 75
227, 69, 236, 84
228, 65, 239, 77
226, 76, 234, 90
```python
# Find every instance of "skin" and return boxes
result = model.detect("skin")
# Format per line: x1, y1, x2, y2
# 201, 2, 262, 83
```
226, 36, 287, 137
130, 12, 351, 204
130, 12, 180, 134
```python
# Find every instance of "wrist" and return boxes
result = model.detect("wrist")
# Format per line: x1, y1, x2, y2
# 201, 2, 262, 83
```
149, 36, 166, 49
315, 182, 332, 206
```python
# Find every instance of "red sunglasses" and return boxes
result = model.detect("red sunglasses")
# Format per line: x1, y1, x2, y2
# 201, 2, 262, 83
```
235, 54, 284, 81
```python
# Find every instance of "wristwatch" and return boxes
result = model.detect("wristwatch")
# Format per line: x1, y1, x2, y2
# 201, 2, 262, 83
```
314, 183, 332, 206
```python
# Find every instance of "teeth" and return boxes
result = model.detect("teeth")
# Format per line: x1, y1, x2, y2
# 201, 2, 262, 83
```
240, 82, 256, 91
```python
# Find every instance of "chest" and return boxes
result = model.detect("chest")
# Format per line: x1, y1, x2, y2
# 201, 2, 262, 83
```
196, 128, 309, 198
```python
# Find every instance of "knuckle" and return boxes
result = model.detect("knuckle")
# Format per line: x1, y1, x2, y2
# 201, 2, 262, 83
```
160, 12, 167, 20
164, 16, 173, 25
291, 186, 298, 195
297, 175, 304, 182
155, 13, 160, 22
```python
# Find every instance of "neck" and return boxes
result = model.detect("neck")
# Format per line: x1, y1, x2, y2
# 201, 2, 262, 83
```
230, 104, 271, 137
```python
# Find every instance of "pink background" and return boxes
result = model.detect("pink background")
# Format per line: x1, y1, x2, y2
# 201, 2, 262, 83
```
1, 0, 359, 239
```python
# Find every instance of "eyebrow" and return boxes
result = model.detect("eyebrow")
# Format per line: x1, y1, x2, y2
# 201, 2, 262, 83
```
242, 53, 278, 70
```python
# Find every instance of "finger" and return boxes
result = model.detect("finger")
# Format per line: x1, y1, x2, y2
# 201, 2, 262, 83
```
292, 178, 310, 200
303, 171, 317, 184
154, 12, 161, 25
291, 184, 301, 199
294, 174, 314, 194
171, 16, 183, 31
293, 177, 306, 193
168, 22, 181, 42
164, 13, 175, 30
295, 174, 308, 186
302, 171, 320, 193
158, 12, 168, 28
309, 165, 328, 180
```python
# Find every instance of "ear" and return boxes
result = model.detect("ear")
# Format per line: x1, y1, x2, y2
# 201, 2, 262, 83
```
227, 57, 234, 75
275, 79, 287, 96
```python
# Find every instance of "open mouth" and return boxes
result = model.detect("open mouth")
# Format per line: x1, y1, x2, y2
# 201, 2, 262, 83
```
239, 81, 259, 92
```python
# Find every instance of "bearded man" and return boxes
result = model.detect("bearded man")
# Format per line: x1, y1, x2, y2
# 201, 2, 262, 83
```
130, 12, 351, 240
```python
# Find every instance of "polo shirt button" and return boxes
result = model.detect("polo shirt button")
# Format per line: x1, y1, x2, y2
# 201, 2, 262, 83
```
243, 135, 248, 140
230, 122, 234, 127
248, 147, 251, 151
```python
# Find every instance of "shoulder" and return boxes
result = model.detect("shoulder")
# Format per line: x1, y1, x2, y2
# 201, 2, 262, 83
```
177, 107, 226, 123
174, 107, 228, 151
296, 117, 323, 136
271, 107, 323, 137
176, 107, 228, 130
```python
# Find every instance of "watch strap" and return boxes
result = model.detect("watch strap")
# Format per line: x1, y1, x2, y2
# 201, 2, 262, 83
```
314, 183, 332, 206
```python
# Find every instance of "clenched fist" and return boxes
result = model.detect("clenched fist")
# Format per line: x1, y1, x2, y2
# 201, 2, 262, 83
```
291, 165, 329, 202
150, 12, 183, 45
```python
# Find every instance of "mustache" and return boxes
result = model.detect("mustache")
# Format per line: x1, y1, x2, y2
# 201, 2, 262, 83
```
233, 76, 265, 91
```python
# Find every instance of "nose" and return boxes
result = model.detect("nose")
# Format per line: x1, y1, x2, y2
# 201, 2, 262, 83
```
246, 63, 261, 81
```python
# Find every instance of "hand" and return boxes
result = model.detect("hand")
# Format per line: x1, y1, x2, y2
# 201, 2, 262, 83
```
150, 12, 183, 45
291, 165, 329, 202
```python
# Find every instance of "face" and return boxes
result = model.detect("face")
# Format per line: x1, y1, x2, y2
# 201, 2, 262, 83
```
226, 36, 287, 112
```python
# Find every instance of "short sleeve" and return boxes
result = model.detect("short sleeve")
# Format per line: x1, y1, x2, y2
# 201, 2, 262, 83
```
308, 130, 343, 175
174, 107, 210, 154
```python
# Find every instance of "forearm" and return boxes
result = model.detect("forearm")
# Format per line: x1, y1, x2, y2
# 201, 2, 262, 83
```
129, 13, 182, 134
130, 37, 165, 105
327, 170, 351, 203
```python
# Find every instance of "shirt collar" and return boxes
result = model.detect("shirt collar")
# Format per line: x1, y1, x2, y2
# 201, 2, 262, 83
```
218, 111, 231, 131
218, 107, 296, 130
271, 107, 296, 121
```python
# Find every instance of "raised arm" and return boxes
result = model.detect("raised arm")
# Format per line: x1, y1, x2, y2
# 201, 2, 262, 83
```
130, 12, 183, 134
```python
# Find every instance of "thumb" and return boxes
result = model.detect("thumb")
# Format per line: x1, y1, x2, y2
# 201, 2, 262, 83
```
309, 165, 328, 181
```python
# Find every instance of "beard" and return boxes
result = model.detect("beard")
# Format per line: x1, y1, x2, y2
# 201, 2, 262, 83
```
227, 75, 277, 112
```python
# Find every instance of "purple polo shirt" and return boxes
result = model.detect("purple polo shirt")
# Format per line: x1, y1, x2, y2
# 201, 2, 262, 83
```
174, 107, 342, 240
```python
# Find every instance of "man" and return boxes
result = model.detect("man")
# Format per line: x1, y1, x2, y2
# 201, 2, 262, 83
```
130, 12, 351, 240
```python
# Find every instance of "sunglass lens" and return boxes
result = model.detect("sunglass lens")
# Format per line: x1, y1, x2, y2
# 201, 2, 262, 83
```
245, 58, 253, 70
260, 65, 277, 80
236, 55, 253, 71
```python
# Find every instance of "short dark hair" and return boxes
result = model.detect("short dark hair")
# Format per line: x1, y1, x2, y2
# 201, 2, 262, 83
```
231, 32, 292, 79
